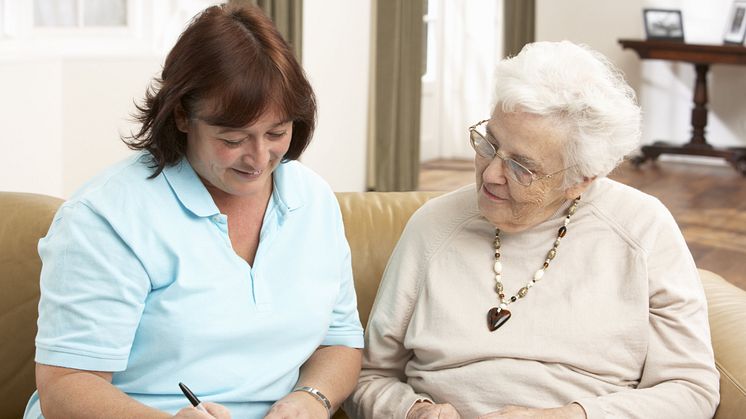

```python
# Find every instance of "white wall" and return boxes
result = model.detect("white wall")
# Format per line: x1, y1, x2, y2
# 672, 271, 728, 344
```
60, 58, 161, 196
301, 0, 371, 192
0, 57, 64, 197
536, 0, 746, 152
0, 55, 159, 197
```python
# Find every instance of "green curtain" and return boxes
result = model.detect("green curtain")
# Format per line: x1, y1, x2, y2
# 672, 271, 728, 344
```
369, 0, 425, 192
230, 0, 303, 60
503, 0, 535, 58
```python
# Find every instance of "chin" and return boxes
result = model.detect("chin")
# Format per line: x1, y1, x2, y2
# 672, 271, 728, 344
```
479, 199, 505, 222
478, 199, 527, 233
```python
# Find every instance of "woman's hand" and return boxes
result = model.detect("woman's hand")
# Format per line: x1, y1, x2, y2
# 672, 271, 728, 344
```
264, 391, 328, 419
407, 401, 462, 419
476, 403, 586, 419
173, 402, 232, 419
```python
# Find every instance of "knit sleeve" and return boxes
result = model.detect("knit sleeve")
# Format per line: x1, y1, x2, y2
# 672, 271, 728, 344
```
575, 206, 719, 419
344, 216, 435, 418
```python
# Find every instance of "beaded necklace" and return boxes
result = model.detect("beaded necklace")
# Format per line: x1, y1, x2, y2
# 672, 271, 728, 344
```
487, 197, 580, 331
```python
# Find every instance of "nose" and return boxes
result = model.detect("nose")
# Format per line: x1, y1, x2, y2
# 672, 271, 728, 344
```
242, 139, 271, 169
482, 155, 508, 185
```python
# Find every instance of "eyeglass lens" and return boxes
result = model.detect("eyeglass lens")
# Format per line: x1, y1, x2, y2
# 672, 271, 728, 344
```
469, 128, 534, 186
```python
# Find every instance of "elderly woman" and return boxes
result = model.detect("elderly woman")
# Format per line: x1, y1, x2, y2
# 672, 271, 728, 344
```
24, 4, 362, 419
346, 41, 719, 419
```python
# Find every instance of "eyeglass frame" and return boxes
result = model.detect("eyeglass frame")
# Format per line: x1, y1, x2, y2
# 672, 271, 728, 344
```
468, 119, 574, 187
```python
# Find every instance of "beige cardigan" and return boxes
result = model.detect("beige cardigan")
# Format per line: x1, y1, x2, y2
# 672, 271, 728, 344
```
345, 179, 719, 419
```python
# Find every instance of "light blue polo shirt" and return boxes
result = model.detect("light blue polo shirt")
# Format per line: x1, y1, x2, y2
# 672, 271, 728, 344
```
25, 153, 363, 418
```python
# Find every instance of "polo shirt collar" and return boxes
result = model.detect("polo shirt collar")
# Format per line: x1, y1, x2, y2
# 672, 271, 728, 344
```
163, 158, 306, 218
271, 161, 304, 214
162, 158, 220, 218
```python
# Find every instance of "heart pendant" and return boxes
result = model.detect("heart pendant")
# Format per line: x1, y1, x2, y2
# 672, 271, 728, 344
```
487, 307, 511, 331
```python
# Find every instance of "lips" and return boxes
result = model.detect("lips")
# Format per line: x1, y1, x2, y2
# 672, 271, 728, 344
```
482, 185, 509, 201
233, 168, 262, 176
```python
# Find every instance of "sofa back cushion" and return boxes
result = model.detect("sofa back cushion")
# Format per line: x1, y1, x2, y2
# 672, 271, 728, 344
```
335, 191, 441, 328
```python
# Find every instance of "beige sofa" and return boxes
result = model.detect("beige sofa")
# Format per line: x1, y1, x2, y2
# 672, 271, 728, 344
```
2, 191, 745, 419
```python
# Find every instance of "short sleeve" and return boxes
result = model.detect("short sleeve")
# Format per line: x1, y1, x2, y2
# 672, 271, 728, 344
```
320, 203, 364, 348
35, 201, 150, 372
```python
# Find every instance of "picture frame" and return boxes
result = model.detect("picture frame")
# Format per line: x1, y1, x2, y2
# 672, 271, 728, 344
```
723, 0, 746, 45
643, 9, 685, 42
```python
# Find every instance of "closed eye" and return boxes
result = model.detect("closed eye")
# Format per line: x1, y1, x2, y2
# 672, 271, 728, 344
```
219, 138, 245, 147
486, 131, 538, 170
267, 131, 288, 139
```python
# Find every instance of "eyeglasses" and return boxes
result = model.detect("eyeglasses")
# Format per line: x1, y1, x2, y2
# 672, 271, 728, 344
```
468, 119, 572, 187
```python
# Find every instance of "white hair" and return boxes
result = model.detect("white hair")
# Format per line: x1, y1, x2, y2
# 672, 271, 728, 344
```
491, 41, 642, 188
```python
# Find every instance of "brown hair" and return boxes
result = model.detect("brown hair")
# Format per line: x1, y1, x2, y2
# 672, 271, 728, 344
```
125, 3, 316, 177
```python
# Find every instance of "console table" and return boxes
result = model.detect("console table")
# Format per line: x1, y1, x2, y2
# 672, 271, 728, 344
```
619, 39, 746, 175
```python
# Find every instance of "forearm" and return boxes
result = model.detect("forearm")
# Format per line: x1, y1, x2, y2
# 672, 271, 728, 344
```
348, 371, 432, 419
554, 403, 586, 419
296, 345, 362, 411
37, 365, 170, 419
575, 381, 717, 419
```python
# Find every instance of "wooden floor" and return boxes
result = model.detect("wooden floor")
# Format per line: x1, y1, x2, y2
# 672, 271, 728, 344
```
419, 159, 746, 291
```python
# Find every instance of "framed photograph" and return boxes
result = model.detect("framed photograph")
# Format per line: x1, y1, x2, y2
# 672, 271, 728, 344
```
643, 9, 685, 42
723, 0, 746, 44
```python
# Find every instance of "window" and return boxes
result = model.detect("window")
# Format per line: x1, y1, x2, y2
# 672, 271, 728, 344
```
34, 0, 128, 28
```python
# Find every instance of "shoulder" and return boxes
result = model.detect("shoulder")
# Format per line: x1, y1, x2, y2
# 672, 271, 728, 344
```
67, 153, 163, 207
397, 184, 481, 255
408, 184, 480, 228
41, 155, 160, 255
276, 160, 335, 197
580, 177, 680, 249
273, 160, 342, 220
57, 153, 171, 227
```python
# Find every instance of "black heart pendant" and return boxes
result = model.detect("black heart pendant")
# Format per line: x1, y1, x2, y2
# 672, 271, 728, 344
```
487, 307, 511, 331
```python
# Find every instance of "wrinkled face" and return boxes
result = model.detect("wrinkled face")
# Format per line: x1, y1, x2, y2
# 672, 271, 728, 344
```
177, 107, 293, 200
475, 110, 577, 233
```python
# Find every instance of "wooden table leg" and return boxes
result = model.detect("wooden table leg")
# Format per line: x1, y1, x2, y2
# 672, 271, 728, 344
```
687, 63, 711, 149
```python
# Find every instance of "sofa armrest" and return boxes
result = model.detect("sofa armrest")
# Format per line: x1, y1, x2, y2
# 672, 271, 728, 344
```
0, 192, 64, 418
699, 269, 746, 419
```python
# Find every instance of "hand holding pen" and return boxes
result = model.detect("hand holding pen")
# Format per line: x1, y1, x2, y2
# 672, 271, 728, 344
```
174, 382, 232, 419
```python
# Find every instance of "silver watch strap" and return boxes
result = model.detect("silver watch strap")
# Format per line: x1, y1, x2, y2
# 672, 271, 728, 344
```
292, 386, 332, 418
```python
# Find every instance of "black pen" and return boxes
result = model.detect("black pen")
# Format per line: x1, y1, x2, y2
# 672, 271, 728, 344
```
179, 382, 210, 414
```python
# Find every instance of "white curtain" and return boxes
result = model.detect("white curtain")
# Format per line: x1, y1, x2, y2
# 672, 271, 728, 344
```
436, 0, 502, 159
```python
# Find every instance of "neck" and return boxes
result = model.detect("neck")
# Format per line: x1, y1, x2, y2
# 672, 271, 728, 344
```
204, 177, 274, 213
496, 196, 573, 234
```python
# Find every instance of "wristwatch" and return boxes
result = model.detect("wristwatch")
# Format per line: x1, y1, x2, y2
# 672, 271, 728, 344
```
292, 386, 332, 418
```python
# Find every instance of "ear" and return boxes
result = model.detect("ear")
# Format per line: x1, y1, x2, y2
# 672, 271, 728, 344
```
563, 176, 596, 199
174, 104, 189, 133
